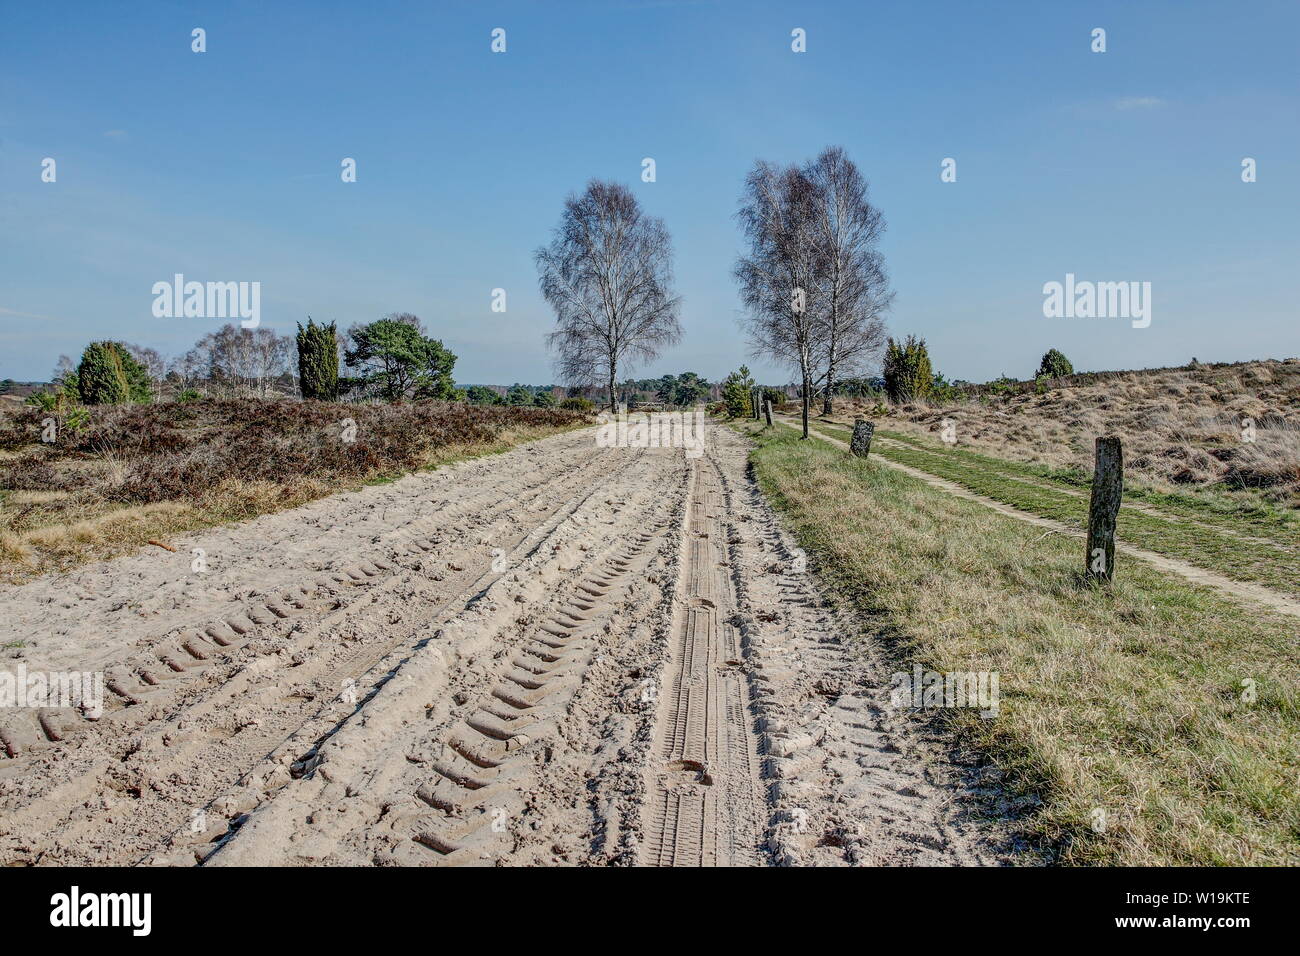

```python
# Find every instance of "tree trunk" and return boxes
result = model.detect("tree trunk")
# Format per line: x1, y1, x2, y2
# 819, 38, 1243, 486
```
823, 292, 839, 416
608, 362, 617, 413
801, 376, 810, 439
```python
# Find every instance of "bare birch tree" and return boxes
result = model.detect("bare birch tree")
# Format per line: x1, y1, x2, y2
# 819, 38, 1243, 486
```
535, 180, 682, 411
805, 147, 892, 414
734, 160, 824, 439
190, 324, 291, 397
124, 344, 167, 400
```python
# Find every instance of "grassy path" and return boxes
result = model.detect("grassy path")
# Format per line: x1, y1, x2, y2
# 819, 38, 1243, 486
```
740, 419, 1300, 866
785, 415, 1300, 603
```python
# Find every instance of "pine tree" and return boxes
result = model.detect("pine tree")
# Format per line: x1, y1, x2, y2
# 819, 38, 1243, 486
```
721, 365, 755, 418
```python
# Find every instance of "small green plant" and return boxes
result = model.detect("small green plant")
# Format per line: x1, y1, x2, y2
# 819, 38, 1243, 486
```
720, 365, 756, 417
929, 371, 961, 404
24, 390, 63, 412
560, 396, 595, 412
985, 375, 1018, 397
63, 405, 90, 434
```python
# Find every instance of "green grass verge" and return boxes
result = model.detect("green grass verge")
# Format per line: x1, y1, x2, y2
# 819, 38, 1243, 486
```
806, 420, 1300, 598
874, 426, 1300, 545
741, 420, 1300, 866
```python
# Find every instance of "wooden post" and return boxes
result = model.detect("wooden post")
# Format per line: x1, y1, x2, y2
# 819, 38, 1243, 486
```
753, 387, 761, 420
1085, 436, 1123, 582
764, 400, 773, 427
850, 418, 875, 458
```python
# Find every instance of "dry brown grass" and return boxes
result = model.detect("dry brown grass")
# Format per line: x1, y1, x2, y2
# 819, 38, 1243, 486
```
0, 399, 588, 583
835, 359, 1300, 506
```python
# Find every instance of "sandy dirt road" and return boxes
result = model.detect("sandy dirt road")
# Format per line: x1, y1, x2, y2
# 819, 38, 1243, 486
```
0, 422, 1001, 866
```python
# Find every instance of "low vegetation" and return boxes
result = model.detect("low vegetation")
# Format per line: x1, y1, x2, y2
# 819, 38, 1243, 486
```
806, 418, 1300, 597
739, 420, 1300, 866
823, 358, 1300, 507
0, 398, 588, 582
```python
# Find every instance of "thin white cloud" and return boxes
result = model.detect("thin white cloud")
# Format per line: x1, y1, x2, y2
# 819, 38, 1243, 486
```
1114, 96, 1165, 111
0, 307, 59, 321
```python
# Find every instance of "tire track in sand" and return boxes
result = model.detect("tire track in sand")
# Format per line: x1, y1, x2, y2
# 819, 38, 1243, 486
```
203, 443, 682, 866
642, 452, 765, 866
0, 432, 644, 865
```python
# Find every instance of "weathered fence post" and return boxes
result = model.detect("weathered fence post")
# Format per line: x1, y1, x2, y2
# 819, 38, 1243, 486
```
764, 400, 773, 427
1085, 436, 1123, 582
753, 387, 761, 420
850, 418, 875, 458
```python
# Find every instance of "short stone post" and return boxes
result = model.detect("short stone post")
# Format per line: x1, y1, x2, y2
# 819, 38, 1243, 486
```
850, 418, 875, 458
764, 400, 773, 427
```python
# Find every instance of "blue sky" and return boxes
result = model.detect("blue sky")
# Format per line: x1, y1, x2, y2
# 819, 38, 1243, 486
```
1, 0, 1296, 385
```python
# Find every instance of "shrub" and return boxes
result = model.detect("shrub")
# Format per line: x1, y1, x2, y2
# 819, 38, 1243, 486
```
882, 335, 933, 403
560, 397, 594, 412
930, 371, 961, 404
720, 365, 755, 417
77, 342, 132, 405
0, 399, 585, 504
465, 385, 503, 406
297, 318, 340, 400
1037, 349, 1074, 379
120, 347, 152, 402
24, 390, 64, 412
